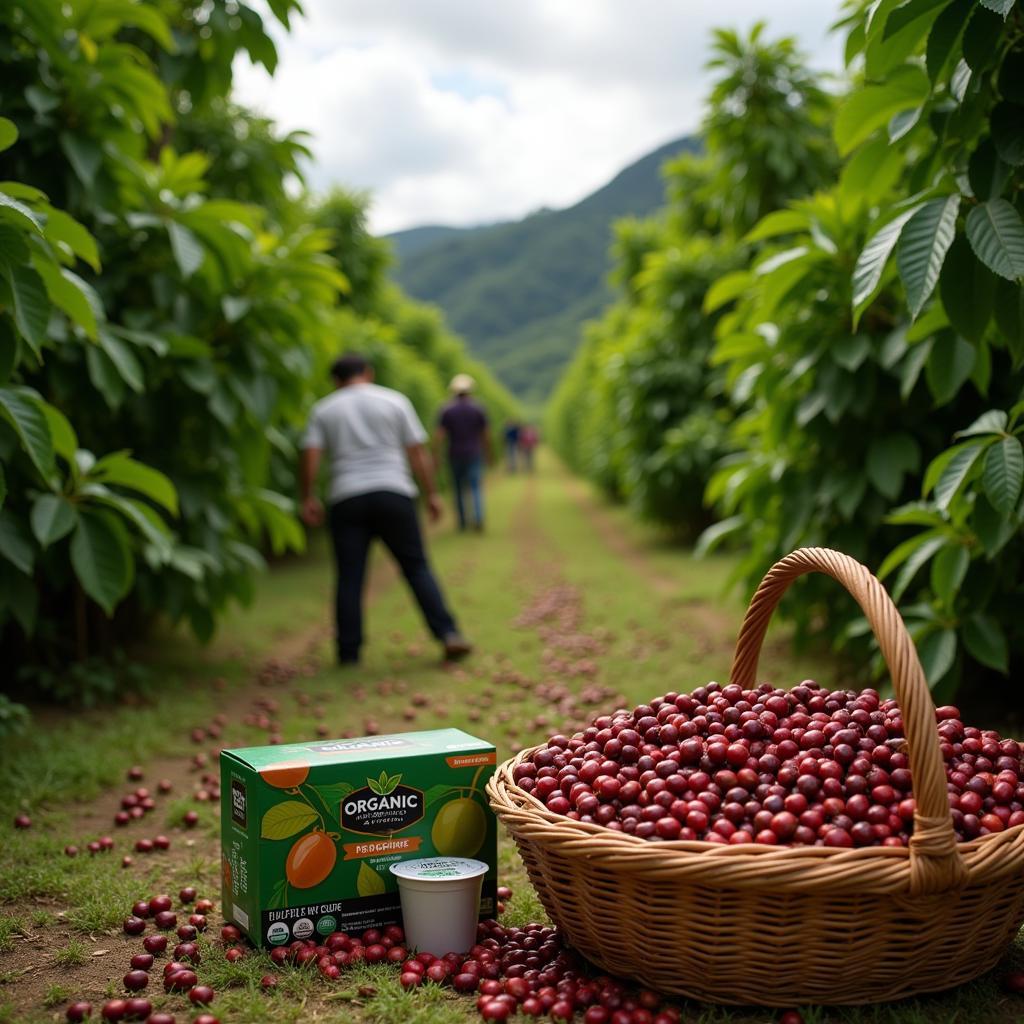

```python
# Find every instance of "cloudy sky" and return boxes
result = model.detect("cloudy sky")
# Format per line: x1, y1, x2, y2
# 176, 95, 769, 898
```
234, 2, 847, 235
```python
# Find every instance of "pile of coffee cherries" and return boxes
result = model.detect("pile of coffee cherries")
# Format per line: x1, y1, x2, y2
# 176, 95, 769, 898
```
254, 917, 683, 1022
513, 681, 1024, 847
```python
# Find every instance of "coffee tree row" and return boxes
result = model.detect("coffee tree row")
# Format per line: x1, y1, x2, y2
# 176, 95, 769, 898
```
549, 3, 1023, 700
0, 0, 516, 706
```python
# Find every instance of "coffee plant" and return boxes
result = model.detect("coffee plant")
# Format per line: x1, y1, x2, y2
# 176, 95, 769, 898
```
550, 3, 1023, 701
0, 1, 516, 699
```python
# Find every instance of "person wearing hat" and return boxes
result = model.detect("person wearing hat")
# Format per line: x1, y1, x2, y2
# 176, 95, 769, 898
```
437, 373, 491, 532
299, 352, 472, 665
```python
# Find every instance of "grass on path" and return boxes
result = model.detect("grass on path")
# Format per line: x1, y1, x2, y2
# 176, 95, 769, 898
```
0, 457, 1021, 1023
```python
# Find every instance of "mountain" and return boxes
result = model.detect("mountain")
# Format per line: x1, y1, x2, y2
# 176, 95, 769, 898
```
387, 134, 700, 407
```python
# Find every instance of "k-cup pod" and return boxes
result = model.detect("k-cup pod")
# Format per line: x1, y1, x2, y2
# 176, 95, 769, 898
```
390, 857, 489, 955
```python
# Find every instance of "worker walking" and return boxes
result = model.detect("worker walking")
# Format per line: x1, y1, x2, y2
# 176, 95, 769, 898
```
437, 374, 490, 532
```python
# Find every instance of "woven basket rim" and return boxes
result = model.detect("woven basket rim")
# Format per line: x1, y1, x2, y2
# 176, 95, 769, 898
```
488, 746, 1024, 888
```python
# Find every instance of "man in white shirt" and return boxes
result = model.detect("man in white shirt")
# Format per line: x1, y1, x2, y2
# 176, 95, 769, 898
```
299, 353, 471, 665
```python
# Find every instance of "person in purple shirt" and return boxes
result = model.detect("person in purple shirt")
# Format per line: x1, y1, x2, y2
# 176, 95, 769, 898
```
436, 374, 491, 532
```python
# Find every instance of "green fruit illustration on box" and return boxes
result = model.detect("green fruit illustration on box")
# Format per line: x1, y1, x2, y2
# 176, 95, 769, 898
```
429, 765, 489, 857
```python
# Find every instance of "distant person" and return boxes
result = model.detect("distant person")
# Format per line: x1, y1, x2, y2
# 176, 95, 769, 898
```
437, 374, 490, 532
519, 424, 539, 473
504, 421, 521, 472
299, 353, 472, 665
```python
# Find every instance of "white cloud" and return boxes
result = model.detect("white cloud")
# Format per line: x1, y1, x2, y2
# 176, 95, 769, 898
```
234, 1, 846, 233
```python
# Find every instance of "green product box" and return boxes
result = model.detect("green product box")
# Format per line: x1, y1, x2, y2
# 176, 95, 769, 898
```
220, 728, 497, 948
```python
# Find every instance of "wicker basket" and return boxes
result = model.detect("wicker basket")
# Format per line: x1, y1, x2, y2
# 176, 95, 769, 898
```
487, 547, 1024, 1005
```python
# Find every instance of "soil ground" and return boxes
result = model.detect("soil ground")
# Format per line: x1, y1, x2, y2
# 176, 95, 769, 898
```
2, 456, 1022, 1023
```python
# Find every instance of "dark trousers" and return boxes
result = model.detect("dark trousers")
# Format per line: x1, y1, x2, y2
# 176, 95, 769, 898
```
328, 491, 458, 661
450, 455, 484, 529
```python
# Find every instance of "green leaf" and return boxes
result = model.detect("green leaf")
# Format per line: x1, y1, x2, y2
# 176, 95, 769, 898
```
980, 0, 1015, 15
311, 782, 353, 817
900, 336, 932, 398
853, 206, 922, 317
962, 5, 1004, 71
954, 409, 1008, 438
930, 544, 969, 603
0, 387, 55, 480
834, 67, 930, 154
742, 210, 809, 244
5, 265, 51, 354
993, 278, 1024, 365
357, 862, 386, 897
69, 509, 133, 615
59, 133, 102, 188
926, 0, 972, 80
879, 528, 943, 580
968, 139, 1012, 201
32, 260, 99, 339
883, 0, 953, 39
98, 330, 143, 392
0, 191, 43, 234
962, 613, 1008, 672
0, 463, 5, 509
866, 433, 920, 499
367, 779, 382, 795
85, 345, 125, 410
839, 136, 905, 213
30, 494, 77, 547
91, 452, 177, 515
694, 515, 745, 558
0, 118, 17, 153
896, 195, 960, 317
893, 534, 948, 600
88, 490, 172, 561
42, 402, 78, 460
43, 208, 100, 272
966, 200, 1024, 280
918, 628, 957, 687
982, 436, 1024, 514
0, 508, 35, 574
832, 334, 872, 372
166, 221, 204, 278
260, 800, 318, 840
991, 103, 1024, 166
423, 784, 457, 810
925, 333, 975, 405
934, 439, 988, 509
939, 235, 994, 342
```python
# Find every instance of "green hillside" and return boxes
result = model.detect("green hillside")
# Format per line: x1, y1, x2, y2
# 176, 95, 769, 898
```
388, 135, 700, 406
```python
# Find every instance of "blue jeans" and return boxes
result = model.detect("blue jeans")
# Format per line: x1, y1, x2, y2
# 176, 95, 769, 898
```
450, 456, 484, 529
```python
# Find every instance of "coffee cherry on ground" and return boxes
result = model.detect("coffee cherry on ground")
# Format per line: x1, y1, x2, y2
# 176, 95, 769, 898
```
188, 985, 215, 1005
135, 839, 154, 854
173, 942, 200, 963
221, 924, 242, 944
100, 1000, 128, 1021
193, 1016, 221, 1024
142, 934, 167, 954
497, 885, 513, 900
188, 914, 207, 931
260, 974, 278, 989
64, 845, 79, 857
269, 947, 289, 966
145, 1014, 175, 1024
778, 1013, 805, 1024
123, 970, 149, 991
129, 953, 154, 971
132, 901, 150, 918
400, 971, 422, 989
149, 895, 172, 913
453, 972, 480, 992
479, 1001, 512, 1021
163, 969, 197, 992
99, 835, 114, 850
176, 924, 197, 941
195, 898, 214, 914
225, 947, 245, 963
179, 886, 197, 904
121, 856, 133, 868
182, 811, 199, 828
123, 998, 151, 1019
153, 911, 177, 929
153, 835, 170, 850
65, 1003, 93, 1022
1003, 971, 1024, 994
123, 917, 146, 936
13, 814, 31, 829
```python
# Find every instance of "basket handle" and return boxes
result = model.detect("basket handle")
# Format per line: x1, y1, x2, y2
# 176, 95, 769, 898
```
730, 547, 967, 895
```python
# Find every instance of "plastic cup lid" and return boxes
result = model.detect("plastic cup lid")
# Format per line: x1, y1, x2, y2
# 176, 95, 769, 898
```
390, 857, 488, 882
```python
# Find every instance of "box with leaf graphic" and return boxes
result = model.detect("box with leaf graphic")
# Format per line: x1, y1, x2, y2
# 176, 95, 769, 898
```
219, 728, 497, 948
